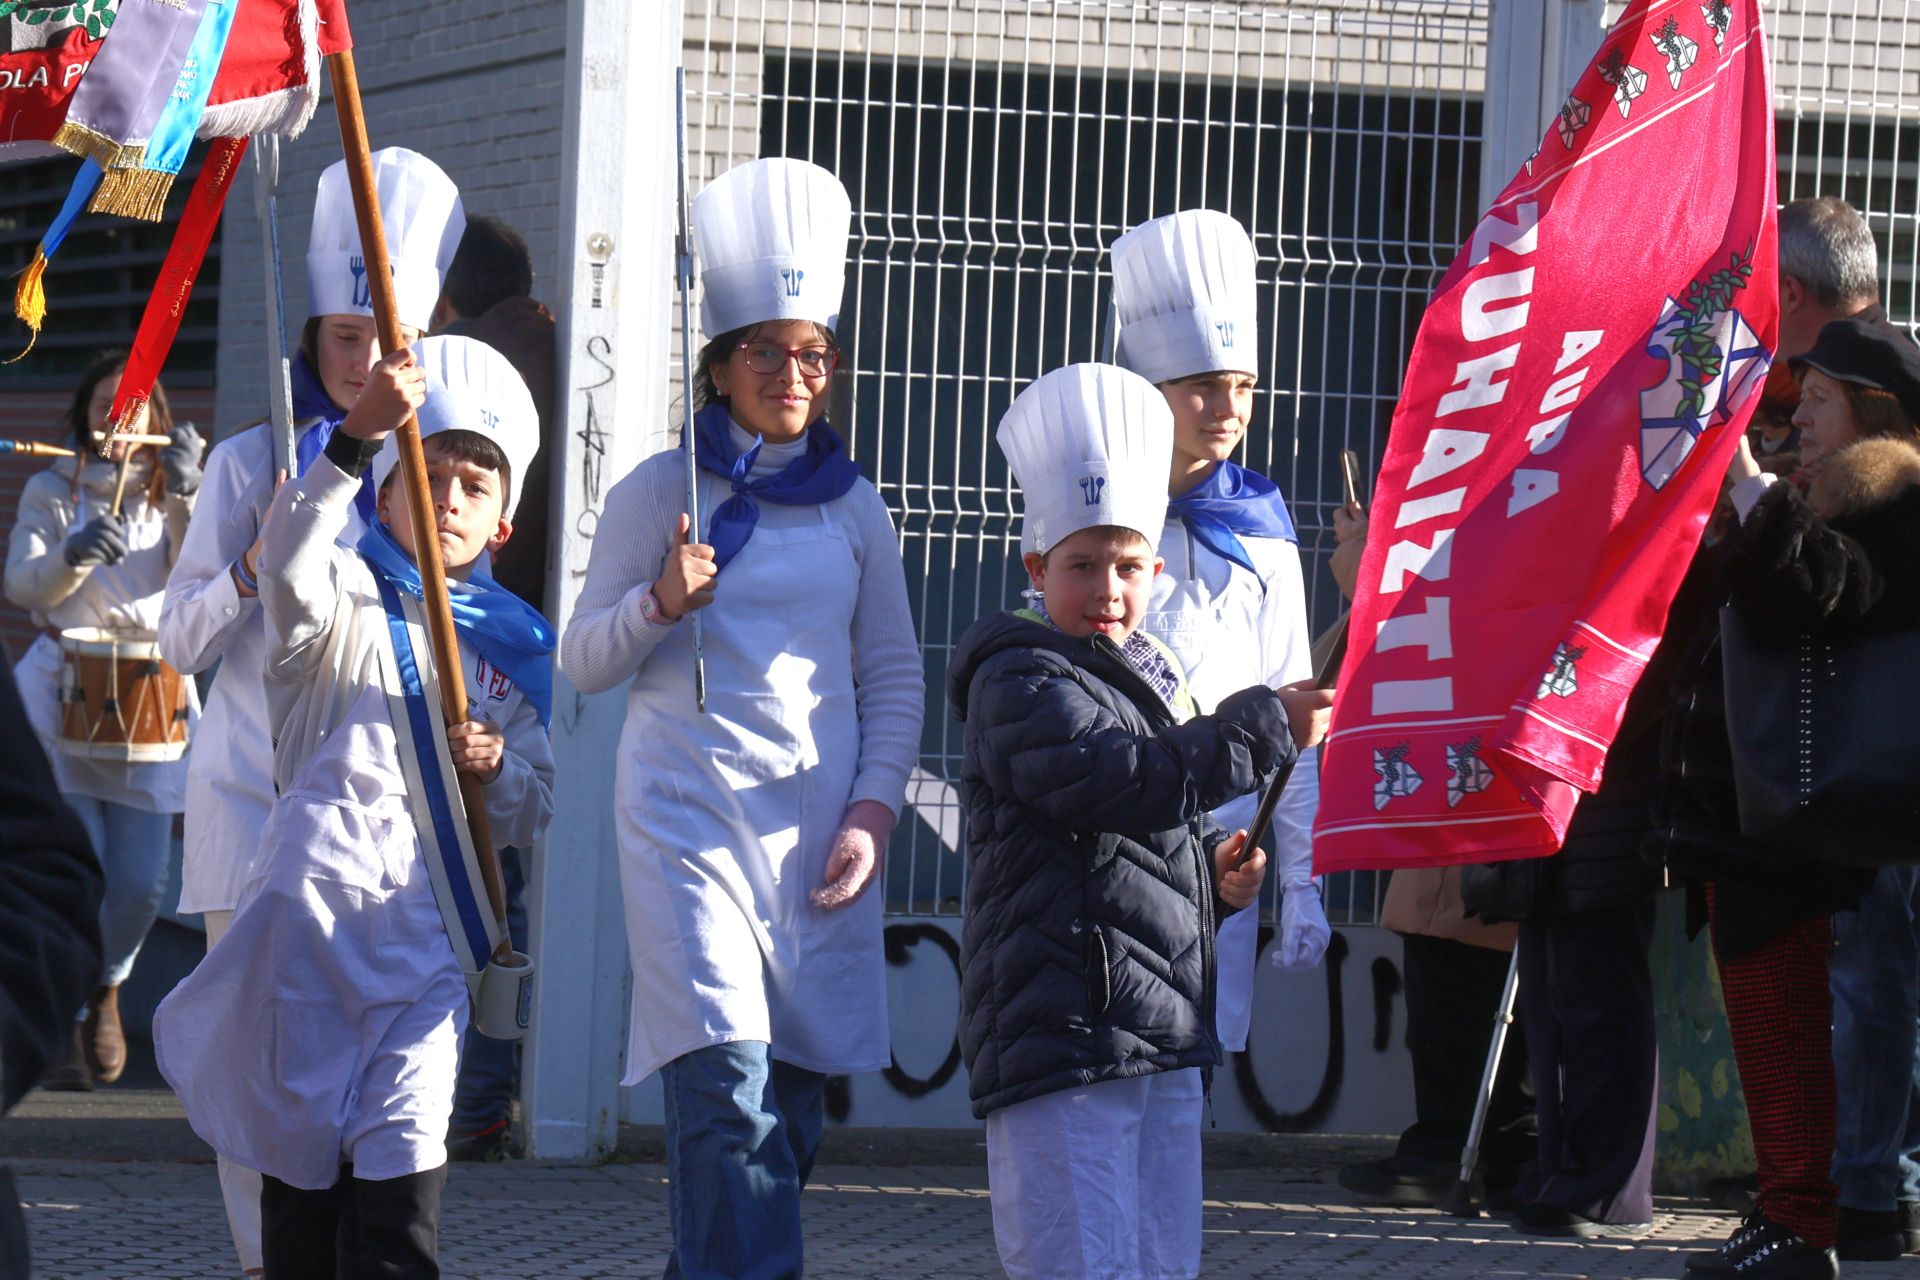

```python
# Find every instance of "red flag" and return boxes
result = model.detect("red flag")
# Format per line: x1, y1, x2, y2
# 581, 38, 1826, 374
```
0, 0, 350, 160
1313, 0, 1777, 873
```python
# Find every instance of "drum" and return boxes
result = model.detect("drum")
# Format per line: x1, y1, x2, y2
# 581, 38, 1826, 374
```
56, 627, 191, 762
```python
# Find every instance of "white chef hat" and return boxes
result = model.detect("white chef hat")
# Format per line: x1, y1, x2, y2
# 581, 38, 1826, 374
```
693, 157, 851, 339
1110, 210, 1259, 384
374, 335, 540, 522
307, 148, 465, 333
998, 364, 1174, 556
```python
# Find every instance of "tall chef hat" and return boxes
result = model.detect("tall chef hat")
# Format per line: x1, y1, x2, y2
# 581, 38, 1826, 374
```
374, 335, 541, 523
308, 148, 465, 334
997, 364, 1174, 556
1110, 210, 1259, 385
693, 157, 852, 339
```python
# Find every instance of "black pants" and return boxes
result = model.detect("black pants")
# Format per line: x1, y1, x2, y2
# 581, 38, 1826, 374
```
1517, 900, 1659, 1223
1396, 933, 1536, 1172
261, 1163, 445, 1279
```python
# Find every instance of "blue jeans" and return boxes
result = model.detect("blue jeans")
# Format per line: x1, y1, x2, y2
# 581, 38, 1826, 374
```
450, 847, 528, 1131
66, 795, 173, 989
659, 1040, 825, 1280
1830, 864, 1920, 1210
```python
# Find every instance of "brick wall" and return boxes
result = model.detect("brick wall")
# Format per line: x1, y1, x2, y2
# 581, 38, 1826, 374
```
212, 3, 570, 439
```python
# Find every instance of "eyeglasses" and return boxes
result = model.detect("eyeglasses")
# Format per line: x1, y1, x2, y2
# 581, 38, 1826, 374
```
737, 342, 838, 378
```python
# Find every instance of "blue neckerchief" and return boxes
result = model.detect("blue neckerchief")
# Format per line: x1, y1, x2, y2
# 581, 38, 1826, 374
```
290, 350, 375, 524
357, 522, 556, 726
1166, 461, 1298, 578
692, 401, 862, 570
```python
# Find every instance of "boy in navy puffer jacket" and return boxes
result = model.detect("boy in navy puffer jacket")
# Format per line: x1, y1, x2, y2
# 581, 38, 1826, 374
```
950, 365, 1332, 1280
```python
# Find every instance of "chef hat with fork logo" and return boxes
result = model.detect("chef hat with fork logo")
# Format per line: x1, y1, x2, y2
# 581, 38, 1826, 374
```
997, 364, 1175, 556
307, 148, 465, 334
1110, 209, 1260, 385
692, 157, 852, 339
373, 336, 540, 522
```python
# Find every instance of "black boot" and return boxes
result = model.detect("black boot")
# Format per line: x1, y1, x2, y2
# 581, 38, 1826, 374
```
339, 1165, 446, 1279
1837, 1205, 1906, 1261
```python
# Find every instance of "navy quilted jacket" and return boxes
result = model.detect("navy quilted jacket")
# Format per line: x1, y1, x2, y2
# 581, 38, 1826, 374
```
946, 610, 1294, 1119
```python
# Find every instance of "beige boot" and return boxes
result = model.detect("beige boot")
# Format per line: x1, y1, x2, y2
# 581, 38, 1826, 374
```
83, 984, 126, 1084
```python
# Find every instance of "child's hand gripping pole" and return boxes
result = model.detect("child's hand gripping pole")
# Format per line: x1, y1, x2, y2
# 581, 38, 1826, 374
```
327, 47, 513, 963
1235, 615, 1347, 871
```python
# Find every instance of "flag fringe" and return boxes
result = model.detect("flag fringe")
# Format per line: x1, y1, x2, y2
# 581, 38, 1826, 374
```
6, 249, 49, 365
49, 120, 146, 173
196, 85, 318, 143
89, 166, 176, 222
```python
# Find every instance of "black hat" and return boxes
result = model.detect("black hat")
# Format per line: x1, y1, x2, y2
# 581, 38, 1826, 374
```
1790, 317, 1920, 425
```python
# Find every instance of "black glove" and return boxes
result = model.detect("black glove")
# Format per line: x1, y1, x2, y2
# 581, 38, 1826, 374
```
158, 422, 203, 497
63, 515, 127, 568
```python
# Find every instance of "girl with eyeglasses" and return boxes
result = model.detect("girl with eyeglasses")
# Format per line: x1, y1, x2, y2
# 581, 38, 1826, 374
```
560, 158, 922, 1276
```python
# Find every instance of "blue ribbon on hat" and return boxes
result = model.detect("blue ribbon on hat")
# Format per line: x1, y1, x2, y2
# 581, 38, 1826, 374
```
291, 349, 377, 524
357, 520, 556, 727
692, 401, 862, 571
1166, 460, 1297, 577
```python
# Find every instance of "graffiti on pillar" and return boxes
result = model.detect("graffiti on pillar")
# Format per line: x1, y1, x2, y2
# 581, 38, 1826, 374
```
572, 334, 614, 561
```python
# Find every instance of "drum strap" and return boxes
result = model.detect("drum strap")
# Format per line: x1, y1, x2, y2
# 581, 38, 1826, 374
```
372, 574, 503, 984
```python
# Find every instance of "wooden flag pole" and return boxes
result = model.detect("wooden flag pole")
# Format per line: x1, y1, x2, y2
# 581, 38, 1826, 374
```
326, 48, 511, 959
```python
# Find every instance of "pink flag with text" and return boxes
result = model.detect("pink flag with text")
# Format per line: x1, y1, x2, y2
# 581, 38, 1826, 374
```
1313, 0, 1777, 873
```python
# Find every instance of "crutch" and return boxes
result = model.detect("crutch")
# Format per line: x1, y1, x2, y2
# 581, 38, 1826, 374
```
1439, 942, 1522, 1217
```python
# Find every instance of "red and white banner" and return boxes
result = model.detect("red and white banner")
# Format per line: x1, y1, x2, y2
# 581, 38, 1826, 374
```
1313, 0, 1777, 873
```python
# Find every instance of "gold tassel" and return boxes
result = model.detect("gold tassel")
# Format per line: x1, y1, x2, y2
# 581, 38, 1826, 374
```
48, 120, 143, 172
89, 167, 176, 222
6, 248, 49, 365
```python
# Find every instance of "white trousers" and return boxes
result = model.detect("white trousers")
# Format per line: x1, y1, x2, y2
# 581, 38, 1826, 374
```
201, 910, 264, 1277
985, 1068, 1204, 1280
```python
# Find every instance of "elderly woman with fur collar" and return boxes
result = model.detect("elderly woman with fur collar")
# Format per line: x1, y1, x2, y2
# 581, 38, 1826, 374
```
1658, 315, 1920, 1280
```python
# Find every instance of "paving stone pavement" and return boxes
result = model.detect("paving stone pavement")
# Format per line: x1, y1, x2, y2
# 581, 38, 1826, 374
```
18, 1155, 1919, 1280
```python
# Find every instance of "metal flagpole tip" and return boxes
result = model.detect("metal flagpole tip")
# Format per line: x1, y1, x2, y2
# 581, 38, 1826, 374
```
1438, 1178, 1481, 1218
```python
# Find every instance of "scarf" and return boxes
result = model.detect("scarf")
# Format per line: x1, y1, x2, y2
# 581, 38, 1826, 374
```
1020, 605, 1189, 716
357, 521, 556, 727
1166, 461, 1297, 579
290, 349, 375, 524
691, 401, 862, 571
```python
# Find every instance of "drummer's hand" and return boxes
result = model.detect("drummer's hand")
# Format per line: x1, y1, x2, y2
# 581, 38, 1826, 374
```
64, 514, 127, 567
651, 513, 718, 620
159, 422, 204, 497
813, 799, 894, 911
340, 348, 425, 442
1214, 829, 1268, 911
447, 718, 505, 784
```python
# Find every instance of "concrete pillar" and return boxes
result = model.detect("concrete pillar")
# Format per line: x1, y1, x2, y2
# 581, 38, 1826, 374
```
1480, 0, 1609, 207
522, 0, 683, 1160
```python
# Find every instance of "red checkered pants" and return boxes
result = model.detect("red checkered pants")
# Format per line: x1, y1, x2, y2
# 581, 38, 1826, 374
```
1709, 892, 1839, 1248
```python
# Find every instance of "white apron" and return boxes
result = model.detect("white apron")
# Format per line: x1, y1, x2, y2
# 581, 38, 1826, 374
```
154, 685, 466, 1190
617, 507, 888, 1085
1144, 523, 1317, 1054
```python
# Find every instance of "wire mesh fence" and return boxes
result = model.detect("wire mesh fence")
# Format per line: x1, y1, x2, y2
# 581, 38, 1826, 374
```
679, 0, 1919, 924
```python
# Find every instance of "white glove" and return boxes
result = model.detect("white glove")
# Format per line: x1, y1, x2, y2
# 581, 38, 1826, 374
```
1272, 880, 1331, 970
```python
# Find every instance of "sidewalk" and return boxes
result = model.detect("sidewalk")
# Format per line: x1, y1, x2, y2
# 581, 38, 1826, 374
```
12, 1088, 1913, 1279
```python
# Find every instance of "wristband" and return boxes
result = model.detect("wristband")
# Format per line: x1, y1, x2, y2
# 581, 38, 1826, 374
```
323, 428, 384, 477
231, 553, 259, 594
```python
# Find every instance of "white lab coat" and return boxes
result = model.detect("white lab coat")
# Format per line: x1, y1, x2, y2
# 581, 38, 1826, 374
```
154, 454, 555, 1189
561, 429, 925, 1086
1144, 519, 1319, 1052
158, 418, 365, 913
5, 457, 197, 813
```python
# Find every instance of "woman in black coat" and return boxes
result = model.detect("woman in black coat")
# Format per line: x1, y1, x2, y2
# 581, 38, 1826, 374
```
1656, 317, 1920, 1280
